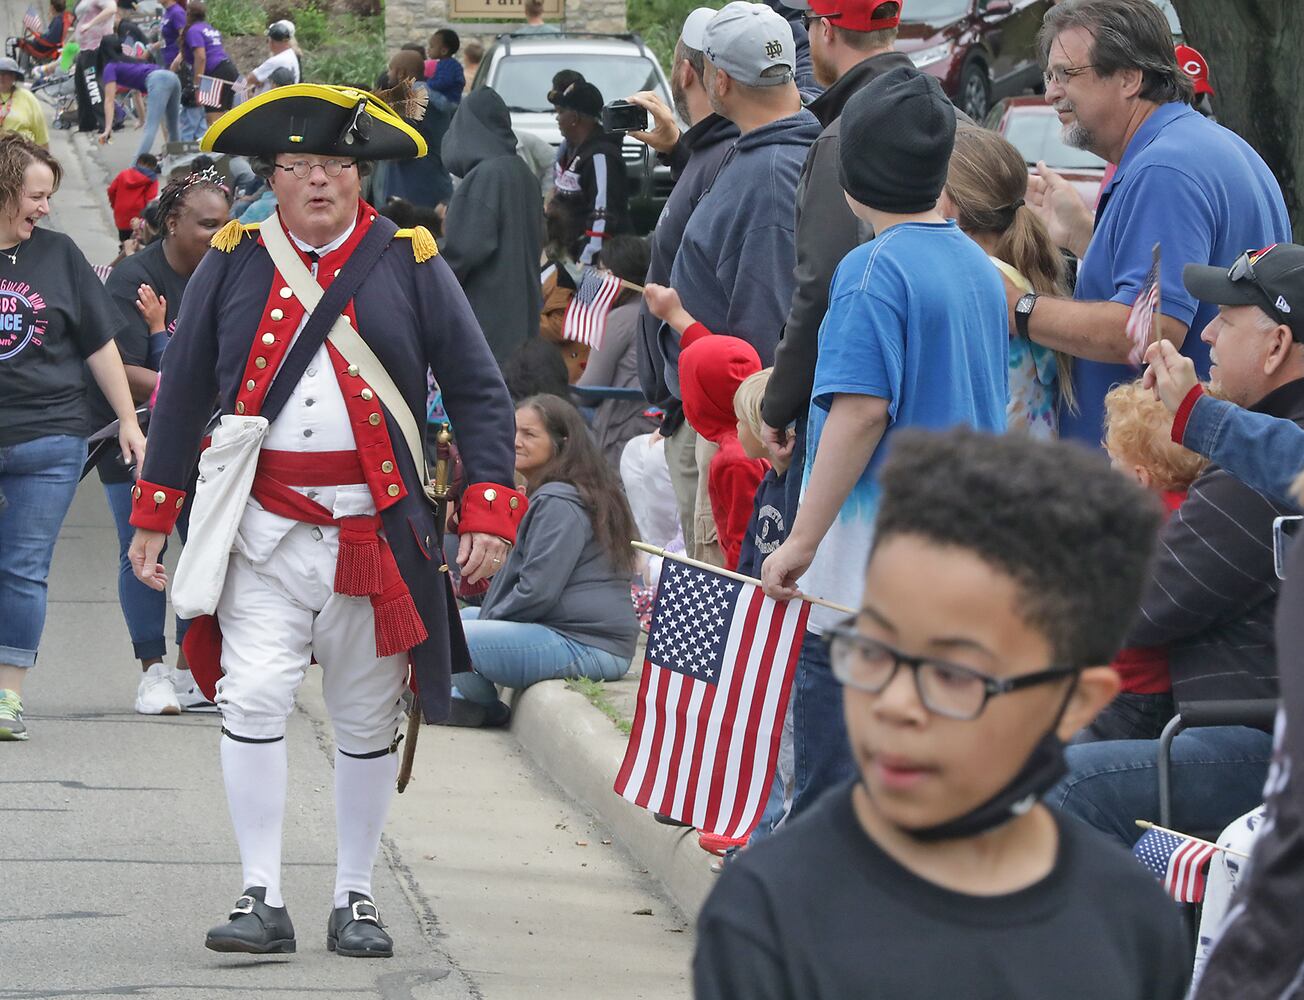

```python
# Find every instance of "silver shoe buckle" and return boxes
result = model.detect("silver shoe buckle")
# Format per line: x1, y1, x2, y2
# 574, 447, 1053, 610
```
350, 900, 380, 925
229, 894, 256, 918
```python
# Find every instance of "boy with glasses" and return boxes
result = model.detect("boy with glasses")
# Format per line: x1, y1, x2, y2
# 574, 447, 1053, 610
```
696, 427, 1191, 1000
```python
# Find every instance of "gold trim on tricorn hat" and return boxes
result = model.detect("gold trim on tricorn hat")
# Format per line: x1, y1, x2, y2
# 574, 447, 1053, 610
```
201, 83, 427, 160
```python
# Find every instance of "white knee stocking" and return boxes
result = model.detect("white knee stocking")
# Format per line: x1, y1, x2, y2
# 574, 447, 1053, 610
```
220, 734, 288, 908
333, 749, 399, 907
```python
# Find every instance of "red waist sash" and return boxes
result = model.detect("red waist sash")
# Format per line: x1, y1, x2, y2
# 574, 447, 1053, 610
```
251, 449, 427, 657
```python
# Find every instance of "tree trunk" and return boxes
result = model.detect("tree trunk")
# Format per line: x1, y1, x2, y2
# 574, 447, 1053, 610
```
1172, 0, 1304, 239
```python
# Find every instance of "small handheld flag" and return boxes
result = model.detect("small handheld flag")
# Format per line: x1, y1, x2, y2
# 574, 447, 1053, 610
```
1132, 824, 1219, 903
196, 75, 227, 109
614, 555, 811, 842
562, 266, 624, 350
1125, 242, 1162, 366
22, 5, 43, 34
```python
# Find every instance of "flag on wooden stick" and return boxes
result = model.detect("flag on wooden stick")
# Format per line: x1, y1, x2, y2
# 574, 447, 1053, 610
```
1132, 824, 1219, 903
22, 5, 43, 34
196, 75, 227, 108
1126, 242, 1162, 366
563, 265, 623, 349
614, 556, 810, 842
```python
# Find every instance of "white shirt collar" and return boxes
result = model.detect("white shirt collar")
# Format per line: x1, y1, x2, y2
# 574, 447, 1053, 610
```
285, 212, 357, 257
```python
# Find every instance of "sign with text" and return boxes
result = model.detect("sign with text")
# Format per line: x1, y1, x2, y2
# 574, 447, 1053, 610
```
450, 0, 563, 19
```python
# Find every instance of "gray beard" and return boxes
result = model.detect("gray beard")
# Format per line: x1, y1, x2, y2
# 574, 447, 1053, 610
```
672, 82, 691, 126
1062, 120, 1096, 152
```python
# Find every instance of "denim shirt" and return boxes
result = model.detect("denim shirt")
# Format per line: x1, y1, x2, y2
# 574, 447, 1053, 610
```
1181, 391, 1304, 510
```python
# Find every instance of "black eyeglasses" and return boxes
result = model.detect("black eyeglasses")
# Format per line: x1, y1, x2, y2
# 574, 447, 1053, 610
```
273, 159, 357, 179
824, 619, 1079, 721
1229, 247, 1294, 328
801, 11, 840, 29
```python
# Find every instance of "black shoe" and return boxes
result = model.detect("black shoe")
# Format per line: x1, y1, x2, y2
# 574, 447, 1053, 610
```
204, 887, 296, 954
327, 893, 393, 958
437, 698, 511, 728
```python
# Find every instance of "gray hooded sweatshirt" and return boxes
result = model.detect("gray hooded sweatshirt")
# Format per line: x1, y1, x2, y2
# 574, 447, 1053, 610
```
441, 88, 544, 365
478, 482, 639, 659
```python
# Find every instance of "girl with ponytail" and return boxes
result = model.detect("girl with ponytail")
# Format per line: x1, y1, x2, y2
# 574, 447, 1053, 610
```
941, 124, 1075, 437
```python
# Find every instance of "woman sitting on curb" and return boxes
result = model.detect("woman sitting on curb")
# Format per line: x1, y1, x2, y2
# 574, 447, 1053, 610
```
445, 394, 640, 727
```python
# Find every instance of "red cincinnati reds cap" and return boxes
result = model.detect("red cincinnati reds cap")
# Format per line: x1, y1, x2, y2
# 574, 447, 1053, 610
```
1175, 43, 1214, 97
783, 0, 902, 33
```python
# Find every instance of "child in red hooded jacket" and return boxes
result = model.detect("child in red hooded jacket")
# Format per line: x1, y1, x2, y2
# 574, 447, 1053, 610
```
107, 153, 159, 244
647, 284, 769, 570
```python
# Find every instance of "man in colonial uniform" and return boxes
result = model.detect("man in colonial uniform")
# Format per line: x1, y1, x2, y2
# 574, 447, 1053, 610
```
127, 84, 527, 958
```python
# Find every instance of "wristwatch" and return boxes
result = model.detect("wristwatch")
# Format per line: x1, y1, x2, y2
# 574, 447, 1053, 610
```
1015, 292, 1039, 338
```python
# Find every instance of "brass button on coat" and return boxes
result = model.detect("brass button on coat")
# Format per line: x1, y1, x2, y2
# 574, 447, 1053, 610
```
262, 332, 275, 345
153, 490, 166, 504
509, 497, 519, 510
360, 388, 374, 401
387, 484, 400, 497
255, 357, 267, 369
368, 413, 381, 425
246, 379, 256, 391
132, 485, 141, 499
381, 461, 394, 473
347, 365, 359, 376
483, 488, 497, 502
236, 401, 246, 413
270, 308, 284, 321
278, 287, 292, 299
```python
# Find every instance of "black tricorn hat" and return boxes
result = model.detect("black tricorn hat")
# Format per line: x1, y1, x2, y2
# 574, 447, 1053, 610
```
200, 84, 427, 160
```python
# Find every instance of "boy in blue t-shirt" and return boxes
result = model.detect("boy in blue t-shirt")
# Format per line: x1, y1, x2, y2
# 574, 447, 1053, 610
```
761, 66, 1010, 819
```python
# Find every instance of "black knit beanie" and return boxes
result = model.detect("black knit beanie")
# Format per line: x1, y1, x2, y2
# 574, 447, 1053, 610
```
838, 66, 957, 213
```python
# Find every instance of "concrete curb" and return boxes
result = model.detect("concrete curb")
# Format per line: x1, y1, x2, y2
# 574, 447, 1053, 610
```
506, 680, 715, 920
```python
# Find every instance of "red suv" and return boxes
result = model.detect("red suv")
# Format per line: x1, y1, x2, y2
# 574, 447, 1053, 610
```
896, 0, 1052, 121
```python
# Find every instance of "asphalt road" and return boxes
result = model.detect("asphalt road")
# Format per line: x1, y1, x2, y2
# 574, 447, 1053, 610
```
1, 25, 693, 1000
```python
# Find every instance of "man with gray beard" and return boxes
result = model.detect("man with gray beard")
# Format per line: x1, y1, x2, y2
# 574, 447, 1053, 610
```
1005, 0, 1288, 447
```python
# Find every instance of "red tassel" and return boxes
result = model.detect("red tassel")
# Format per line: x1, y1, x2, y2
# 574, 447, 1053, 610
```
372, 581, 428, 657
336, 517, 382, 596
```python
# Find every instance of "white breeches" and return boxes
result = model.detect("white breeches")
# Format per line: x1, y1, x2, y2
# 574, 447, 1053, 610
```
215, 520, 408, 755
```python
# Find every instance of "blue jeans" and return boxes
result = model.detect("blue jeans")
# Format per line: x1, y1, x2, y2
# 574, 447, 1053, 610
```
1048, 725, 1273, 847
137, 69, 182, 160
788, 629, 856, 820
452, 607, 631, 705
0, 435, 87, 667
178, 104, 205, 141
103, 480, 189, 661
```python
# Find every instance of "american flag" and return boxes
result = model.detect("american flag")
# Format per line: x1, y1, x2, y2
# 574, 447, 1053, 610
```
22, 5, 43, 34
1132, 826, 1219, 903
614, 558, 810, 841
1125, 242, 1162, 366
196, 74, 226, 108
562, 266, 623, 349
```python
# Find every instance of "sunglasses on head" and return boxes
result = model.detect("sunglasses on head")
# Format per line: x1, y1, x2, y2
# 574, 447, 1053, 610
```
1228, 246, 1295, 331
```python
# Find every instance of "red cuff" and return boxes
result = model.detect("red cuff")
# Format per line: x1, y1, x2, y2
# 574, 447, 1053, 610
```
459, 482, 528, 545
128, 479, 187, 533
680, 321, 714, 350
1170, 384, 1205, 444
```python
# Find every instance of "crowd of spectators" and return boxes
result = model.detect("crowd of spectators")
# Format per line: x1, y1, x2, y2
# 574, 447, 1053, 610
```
7, 0, 1304, 993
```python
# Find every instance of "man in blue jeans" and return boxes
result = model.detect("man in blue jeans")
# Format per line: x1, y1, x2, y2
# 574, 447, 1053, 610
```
1050, 243, 1304, 845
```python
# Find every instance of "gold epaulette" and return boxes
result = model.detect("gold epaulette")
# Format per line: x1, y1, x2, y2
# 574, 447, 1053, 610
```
210, 219, 261, 253
395, 225, 438, 263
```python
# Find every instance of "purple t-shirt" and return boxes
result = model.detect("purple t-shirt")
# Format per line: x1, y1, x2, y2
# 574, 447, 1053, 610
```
182, 21, 229, 68
161, 3, 186, 65
101, 61, 157, 93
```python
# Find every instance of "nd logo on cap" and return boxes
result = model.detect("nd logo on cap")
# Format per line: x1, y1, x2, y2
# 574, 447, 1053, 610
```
764, 38, 783, 58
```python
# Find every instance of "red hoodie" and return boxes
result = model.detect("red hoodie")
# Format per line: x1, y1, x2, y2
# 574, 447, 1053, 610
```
678, 323, 770, 570
107, 166, 158, 232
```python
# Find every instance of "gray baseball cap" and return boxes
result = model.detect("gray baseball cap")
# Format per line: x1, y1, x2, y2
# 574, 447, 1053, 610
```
680, 7, 717, 50
0, 57, 25, 80
702, 1, 795, 88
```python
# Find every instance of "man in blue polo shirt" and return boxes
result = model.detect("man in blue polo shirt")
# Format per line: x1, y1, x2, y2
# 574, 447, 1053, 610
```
1008, 0, 1290, 445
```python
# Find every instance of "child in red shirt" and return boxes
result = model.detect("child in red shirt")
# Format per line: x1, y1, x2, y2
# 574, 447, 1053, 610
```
649, 284, 769, 571
1085, 380, 1209, 742
107, 153, 159, 244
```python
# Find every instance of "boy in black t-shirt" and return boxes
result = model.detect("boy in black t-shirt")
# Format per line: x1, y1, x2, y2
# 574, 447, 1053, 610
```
694, 428, 1192, 1000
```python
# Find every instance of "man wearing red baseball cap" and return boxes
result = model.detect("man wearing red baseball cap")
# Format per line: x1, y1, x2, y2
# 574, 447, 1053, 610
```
756, 0, 914, 832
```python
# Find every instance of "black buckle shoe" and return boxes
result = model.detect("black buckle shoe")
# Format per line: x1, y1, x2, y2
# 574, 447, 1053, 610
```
327, 892, 394, 958
205, 887, 296, 954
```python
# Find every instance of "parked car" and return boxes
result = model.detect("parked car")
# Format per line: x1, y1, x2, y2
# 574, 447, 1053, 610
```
985, 96, 1108, 208
473, 33, 677, 231
897, 0, 1052, 121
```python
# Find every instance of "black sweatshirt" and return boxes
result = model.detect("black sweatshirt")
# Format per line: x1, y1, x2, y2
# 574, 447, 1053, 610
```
694, 782, 1191, 1000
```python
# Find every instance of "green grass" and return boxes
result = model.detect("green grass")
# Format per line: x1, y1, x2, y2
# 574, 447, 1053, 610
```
209, 0, 271, 38
628, 0, 725, 73
566, 677, 633, 737
208, 0, 387, 87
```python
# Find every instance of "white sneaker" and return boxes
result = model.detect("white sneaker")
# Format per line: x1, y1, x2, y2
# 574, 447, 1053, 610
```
172, 670, 218, 713
135, 663, 182, 716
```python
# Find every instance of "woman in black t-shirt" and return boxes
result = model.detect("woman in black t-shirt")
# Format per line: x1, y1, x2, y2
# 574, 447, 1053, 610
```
87, 170, 231, 716
0, 132, 145, 743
